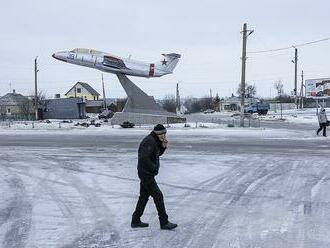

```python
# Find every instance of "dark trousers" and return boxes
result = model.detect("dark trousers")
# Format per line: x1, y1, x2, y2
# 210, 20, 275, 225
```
317, 123, 327, 136
132, 174, 168, 225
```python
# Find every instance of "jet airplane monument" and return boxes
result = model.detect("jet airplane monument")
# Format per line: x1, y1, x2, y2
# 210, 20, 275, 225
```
53, 48, 185, 124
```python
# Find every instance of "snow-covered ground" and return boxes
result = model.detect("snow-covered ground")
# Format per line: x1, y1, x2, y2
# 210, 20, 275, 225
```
165, 106, 313, 128
264, 107, 322, 124
0, 111, 329, 247
0, 106, 326, 131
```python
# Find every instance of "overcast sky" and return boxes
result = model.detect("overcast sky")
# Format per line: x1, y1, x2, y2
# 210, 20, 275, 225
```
1, 0, 329, 99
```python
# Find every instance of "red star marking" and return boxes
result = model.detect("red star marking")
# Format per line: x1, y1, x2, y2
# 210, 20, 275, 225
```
161, 59, 167, 65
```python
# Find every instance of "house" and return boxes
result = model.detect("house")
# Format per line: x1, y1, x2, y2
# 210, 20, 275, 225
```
221, 94, 259, 111
40, 98, 86, 119
65, 82, 100, 100
222, 95, 241, 111
0, 90, 34, 120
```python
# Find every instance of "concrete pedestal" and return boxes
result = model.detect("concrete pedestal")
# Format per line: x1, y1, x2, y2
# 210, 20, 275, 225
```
111, 112, 186, 125
112, 73, 185, 125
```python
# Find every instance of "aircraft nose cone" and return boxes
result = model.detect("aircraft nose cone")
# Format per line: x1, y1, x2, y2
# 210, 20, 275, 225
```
52, 51, 67, 62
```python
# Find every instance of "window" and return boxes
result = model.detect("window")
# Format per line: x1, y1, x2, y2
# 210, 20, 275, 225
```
77, 88, 82, 93
7, 108, 10, 114
69, 48, 103, 55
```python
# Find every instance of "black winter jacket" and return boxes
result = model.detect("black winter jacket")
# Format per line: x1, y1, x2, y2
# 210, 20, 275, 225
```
137, 132, 166, 177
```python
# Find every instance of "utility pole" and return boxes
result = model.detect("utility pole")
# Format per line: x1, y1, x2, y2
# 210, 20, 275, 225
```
176, 83, 181, 114
300, 70, 304, 109
34, 57, 39, 120
292, 47, 298, 108
102, 73, 107, 110
210, 88, 212, 98
240, 23, 254, 127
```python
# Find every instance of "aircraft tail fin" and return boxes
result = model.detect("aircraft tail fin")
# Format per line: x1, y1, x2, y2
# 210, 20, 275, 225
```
157, 53, 181, 73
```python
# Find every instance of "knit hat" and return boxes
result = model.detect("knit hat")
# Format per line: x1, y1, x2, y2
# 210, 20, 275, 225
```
153, 124, 167, 135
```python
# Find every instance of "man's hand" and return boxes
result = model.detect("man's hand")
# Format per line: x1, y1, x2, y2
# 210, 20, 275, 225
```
162, 138, 168, 148
157, 134, 168, 148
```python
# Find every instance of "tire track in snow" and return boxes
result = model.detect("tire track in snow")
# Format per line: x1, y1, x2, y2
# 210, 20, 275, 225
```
173, 159, 269, 248
150, 156, 285, 248
134, 155, 244, 248
1, 177, 32, 248
59, 162, 121, 248
185, 156, 293, 248
0, 150, 68, 248
192, 157, 329, 248
139, 156, 249, 248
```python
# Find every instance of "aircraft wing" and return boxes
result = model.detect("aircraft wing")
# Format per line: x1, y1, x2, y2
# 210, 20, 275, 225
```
103, 55, 127, 69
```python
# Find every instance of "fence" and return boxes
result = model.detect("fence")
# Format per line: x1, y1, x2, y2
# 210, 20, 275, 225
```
0, 120, 36, 128
0, 114, 35, 122
269, 103, 296, 112
201, 116, 261, 128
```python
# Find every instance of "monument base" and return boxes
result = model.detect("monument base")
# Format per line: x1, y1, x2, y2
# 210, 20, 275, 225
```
110, 112, 186, 125
112, 73, 186, 125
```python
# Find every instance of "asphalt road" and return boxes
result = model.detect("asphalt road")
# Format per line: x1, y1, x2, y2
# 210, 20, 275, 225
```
0, 127, 329, 247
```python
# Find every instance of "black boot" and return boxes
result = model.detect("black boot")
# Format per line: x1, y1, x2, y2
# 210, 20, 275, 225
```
160, 221, 178, 230
131, 219, 149, 228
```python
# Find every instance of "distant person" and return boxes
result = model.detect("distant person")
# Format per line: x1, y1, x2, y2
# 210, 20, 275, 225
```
317, 108, 328, 137
131, 124, 177, 230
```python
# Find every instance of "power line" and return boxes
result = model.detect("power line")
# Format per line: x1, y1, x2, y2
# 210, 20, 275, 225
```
248, 37, 330, 54
294, 37, 330, 48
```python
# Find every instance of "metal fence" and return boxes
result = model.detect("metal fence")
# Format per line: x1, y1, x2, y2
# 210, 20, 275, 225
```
0, 120, 31, 128
0, 114, 35, 122
188, 116, 261, 128
215, 117, 261, 128
228, 117, 261, 128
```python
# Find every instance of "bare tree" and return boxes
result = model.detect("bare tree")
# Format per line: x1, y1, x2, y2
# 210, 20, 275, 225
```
183, 96, 214, 113
183, 97, 202, 113
19, 98, 33, 119
214, 93, 221, 112
38, 91, 46, 102
237, 83, 257, 98
161, 95, 176, 113
274, 80, 284, 96
199, 96, 213, 110
29, 90, 47, 107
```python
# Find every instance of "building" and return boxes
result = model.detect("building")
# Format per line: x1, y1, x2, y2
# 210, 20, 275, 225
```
85, 98, 127, 114
0, 90, 34, 120
221, 95, 241, 111
85, 98, 118, 113
65, 82, 100, 100
40, 98, 86, 119
221, 95, 259, 111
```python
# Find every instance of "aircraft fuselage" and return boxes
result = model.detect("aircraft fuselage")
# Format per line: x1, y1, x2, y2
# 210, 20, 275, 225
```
52, 48, 180, 78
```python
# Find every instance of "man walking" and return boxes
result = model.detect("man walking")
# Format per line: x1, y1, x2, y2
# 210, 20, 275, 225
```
131, 124, 177, 230
317, 108, 328, 137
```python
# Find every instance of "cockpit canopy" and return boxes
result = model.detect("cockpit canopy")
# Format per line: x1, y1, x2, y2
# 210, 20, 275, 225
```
70, 48, 104, 55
